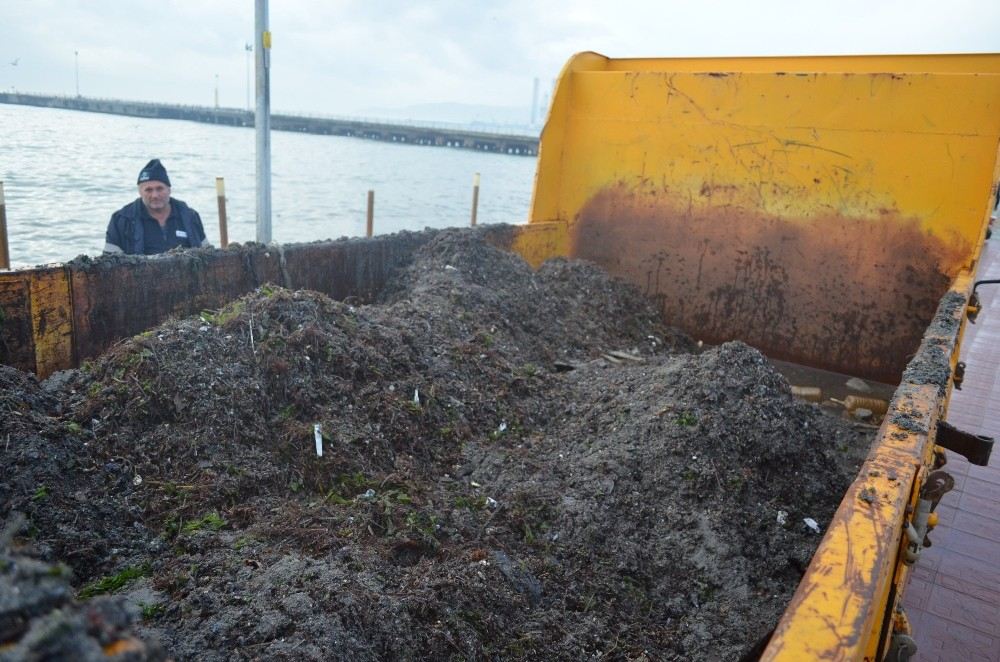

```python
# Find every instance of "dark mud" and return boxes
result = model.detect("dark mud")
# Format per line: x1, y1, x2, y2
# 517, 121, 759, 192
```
1, 228, 874, 661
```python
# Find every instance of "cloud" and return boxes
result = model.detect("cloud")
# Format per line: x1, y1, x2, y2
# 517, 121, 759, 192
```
1, 0, 998, 115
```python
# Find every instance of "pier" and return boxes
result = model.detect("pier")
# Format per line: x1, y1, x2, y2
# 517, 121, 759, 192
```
0, 92, 539, 156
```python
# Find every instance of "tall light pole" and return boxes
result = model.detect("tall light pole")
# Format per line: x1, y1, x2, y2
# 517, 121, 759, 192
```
255, 0, 272, 243
74, 50, 79, 97
244, 42, 252, 112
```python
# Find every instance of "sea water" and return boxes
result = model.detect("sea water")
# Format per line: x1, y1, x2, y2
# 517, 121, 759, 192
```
0, 103, 536, 269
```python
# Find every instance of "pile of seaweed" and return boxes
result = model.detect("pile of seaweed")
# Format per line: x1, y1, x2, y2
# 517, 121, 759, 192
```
1, 228, 873, 661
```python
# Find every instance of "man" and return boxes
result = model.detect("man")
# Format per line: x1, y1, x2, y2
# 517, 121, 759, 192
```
104, 159, 211, 255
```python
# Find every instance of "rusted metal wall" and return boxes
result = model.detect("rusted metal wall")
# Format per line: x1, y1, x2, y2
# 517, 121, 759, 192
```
0, 232, 435, 377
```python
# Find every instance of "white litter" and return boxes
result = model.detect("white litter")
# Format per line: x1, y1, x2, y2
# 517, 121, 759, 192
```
803, 517, 821, 534
776, 510, 788, 526
314, 423, 323, 457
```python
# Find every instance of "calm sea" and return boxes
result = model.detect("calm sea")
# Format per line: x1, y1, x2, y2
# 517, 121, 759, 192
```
0, 103, 537, 269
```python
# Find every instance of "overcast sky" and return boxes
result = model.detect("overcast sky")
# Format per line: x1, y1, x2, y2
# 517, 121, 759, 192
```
2, 0, 999, 123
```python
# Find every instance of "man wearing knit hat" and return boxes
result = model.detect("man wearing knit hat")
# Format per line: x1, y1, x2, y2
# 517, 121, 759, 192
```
104, 159, 211, 255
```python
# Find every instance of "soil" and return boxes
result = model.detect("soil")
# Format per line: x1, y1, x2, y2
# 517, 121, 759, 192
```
0, 227, 875, 661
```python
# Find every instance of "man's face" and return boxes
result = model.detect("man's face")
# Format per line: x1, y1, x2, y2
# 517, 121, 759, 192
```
138, 181, 170, 213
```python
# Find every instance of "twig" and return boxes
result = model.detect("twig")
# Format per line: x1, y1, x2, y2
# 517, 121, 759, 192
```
249, 306, 256, 353
708, 458, 724, 491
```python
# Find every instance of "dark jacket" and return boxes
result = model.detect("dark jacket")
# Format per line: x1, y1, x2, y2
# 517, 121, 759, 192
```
104, 198, 208, 255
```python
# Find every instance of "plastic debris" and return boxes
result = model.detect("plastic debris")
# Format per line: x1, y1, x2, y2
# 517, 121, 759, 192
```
314, 423, 323, 457
845, 377, 872, 393
132, 474, 143, 486
776, 510, 788, 525
803, 517, 821, 534
413, 388, 420, 405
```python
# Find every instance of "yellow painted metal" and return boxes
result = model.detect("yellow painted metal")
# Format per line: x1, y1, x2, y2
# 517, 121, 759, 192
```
28, 267, 74, 376
508, 220, 570, 268
521, 52, 1000, 382
532, 52, 1000, 268
606, 52, 1000, 74
764, 270, 973, 660
531, 53, 1000, 233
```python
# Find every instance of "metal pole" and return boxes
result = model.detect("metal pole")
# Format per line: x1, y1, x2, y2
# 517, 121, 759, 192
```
366, 190, 374, 237
255, 0, 272, 243
245, 43, 252, 112
216, 177, 229, 248
470, 173, 480, 227
0, 182, 10, 270
74, 51, 80, 97
214, 74, 219, 109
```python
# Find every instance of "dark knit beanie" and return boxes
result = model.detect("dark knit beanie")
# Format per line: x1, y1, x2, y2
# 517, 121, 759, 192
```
137, 159, 170, 186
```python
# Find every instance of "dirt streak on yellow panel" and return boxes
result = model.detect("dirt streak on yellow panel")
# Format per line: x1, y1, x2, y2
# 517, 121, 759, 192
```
544, 69, 999, 262
530, 53, 1000, 380
30, 267, 74, 377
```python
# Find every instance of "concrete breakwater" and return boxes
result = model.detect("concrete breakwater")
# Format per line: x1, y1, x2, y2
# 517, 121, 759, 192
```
0, 92, 539, 156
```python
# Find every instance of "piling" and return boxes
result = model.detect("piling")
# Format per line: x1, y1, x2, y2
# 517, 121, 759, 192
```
471, 172, 480, 227
366, 190, 374, 238
0, 182, 9, 270
215, 177, 229, 248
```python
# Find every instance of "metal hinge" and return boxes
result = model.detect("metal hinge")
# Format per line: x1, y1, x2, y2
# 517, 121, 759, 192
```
937, 420, 995, 466
967, 278, 1000, 323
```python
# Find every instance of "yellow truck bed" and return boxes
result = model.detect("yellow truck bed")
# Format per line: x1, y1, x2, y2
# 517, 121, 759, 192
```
510, 51, 1000, 660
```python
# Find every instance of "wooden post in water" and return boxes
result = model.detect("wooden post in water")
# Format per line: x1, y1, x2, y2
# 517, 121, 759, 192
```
470, 172, 480, 227
215, 177, 229, 248
0, 182, 9, 270
366, 190, 374, 238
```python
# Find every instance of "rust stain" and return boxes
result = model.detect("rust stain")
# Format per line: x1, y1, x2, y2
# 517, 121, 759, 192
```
574, 182, 967, 382
0, 275, 34, 372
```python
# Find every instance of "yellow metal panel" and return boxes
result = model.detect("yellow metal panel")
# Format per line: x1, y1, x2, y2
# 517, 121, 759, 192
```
531, 53, 1000, 380
607, 52, 1000, 74
508, 221, 570, 268
542, 68, 1000, 263
29, 267, 74, 377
